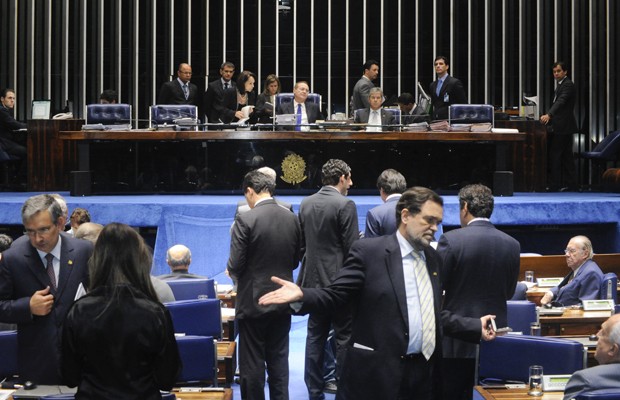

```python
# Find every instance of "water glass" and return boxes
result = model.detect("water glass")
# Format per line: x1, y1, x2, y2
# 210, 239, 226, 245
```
528, 365, 543, 396
530, 322, 541, 336
525, 270, 535, 283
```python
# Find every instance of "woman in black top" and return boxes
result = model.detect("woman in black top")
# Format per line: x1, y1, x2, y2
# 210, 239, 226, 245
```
62, 223, 181, 399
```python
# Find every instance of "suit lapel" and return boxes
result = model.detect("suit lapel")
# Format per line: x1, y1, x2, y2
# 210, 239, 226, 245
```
24, 246, 51, 289
56, 237, 75, 299
384, 236, 409, 328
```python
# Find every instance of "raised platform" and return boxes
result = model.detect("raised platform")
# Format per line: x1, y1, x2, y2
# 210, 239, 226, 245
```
0, 191, 619, 285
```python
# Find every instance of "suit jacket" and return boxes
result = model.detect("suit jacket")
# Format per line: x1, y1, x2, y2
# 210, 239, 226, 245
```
364, 195, 401, 238
300, 234, 444, 399
275, 100, 322, 130
351, 76, 375, 111
157, 270, 207, 280
353, 108, 396, 131
254, 93, 275, 123
0, 233, 93, 384
402, 104, 430, 124
157, 79, 198, 106
298, 186, 359, 288
203, 79, 237, 123
563, 363, 620, 400
551, 259, 603, 306
437, 220, 520, 358
0, 106, 27, 151
429, 75, 467, 121
235, 198, 294, 219
546, 77, 578, 135
227, 199, 301, 319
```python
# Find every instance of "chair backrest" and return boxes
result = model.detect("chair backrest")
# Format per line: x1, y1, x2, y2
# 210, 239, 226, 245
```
0, 330, 18, 380
165, 298, 222, 339
383, 108, 401, 126
275, 93, 322, 112
85, 103, 132, 125
150, 105, 198, 127
448, 104, 494, 125
478, 335, 585, 383
175, 335, 217, 386
506, 300, 537, 333
165, 278, 216, 300
591, 131, 620, 154
575, 389, 620, 399
600, 272, 618, 303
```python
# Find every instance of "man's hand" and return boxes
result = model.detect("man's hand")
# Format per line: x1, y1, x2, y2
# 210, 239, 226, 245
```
480, 315, 497, 341
540, 114, 551, 124
540, 291, 554, 305
258, 277, 303, 305
30, 287, 54, 316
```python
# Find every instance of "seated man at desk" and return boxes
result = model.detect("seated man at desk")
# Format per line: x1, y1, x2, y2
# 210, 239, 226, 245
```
398, 92, 429, 124
353, 87, 395, 132
275, 81, 321, 131
563, 313, 620, 399
540, 235, 604, 307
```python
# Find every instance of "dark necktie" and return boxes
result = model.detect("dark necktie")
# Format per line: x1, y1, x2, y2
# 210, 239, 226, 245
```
296, 103, 302, 131
45, 253, 56, 290
224, 82, 229, 90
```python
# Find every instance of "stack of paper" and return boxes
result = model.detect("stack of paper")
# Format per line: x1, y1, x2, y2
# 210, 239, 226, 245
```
429, 120, 450, 131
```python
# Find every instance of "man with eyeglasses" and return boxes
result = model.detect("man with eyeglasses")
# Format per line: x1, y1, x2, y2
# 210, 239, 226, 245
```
158, 63, 198, 106
540, 235, 604, 307
0, 194, 93, 384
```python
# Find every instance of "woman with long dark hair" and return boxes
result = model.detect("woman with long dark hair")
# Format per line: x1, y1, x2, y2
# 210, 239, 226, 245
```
62, 223, 180, 399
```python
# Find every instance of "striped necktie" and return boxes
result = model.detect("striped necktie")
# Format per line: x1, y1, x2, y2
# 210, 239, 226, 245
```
45, 253, 56, 290
412, 251, 435, 360
182, 83, 189, 100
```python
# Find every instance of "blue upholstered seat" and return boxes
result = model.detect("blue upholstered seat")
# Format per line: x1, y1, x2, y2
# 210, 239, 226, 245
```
506, 300, 537, 334
600, 272, 618, 303
149, 105, 198, 128
85, 104, 132, 125
0, 330, 18, 380
165, 298, 222, 339
274, 92, 322, 111
176, 335, 217, 385
39, 396, 76, 400
165, 278, 216, 300
448, 104, 494, 125
478, 335, 585, 383
574, 389, 620, 399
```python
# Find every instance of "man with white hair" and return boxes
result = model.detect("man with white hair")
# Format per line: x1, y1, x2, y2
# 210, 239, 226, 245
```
158, 244, 206, 280
563, 314, 620, 399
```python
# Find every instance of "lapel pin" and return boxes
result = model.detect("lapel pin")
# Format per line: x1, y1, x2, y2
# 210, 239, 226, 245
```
433, 272, 437, 276
68, 260, 73, 265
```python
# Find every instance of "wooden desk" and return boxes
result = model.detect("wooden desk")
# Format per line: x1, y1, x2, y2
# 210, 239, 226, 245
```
540, 309, 611, 336
474, 386, 563, 399
171, 388, 233, 400
520, 254, 620, 281
221, 308, 236, 341
57, 129, 529, 193
217, 341, 236, 387
218, 292, 236, 309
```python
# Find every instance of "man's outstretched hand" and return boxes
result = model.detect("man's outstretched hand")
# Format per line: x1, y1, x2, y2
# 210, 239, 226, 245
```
258, 276, 303, 305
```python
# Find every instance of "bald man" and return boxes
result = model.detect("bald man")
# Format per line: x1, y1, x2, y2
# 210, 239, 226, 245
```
563, 314, 620, 399
158, 63, 198, 105
158, 244, 207, 280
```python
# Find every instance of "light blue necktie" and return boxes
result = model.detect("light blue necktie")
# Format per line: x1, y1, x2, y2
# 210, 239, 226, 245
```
296, 103, 302, 131
436, 78, 443, 97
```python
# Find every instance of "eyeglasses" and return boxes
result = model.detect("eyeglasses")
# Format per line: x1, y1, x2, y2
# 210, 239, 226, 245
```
564, 248, 582, 255
24, 226, 53, 237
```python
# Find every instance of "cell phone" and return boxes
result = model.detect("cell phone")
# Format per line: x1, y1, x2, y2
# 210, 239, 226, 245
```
489, 318, 497, 331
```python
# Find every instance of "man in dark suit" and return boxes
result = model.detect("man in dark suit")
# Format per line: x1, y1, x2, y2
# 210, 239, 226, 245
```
563, 314, 620, 400
541, 235, 603, 307
275, 81, 321, 131
436, 184, 520, 400
429, 56, 467, 121
540, 61, 578, 191
353, 87, 396, 132
157, 63, 199, 105
297, 159, 359, 399
260, 187, 496, 399
203, 61, 237, 124
158, 244, 207, 280
351, 59, 379, 112
227, 170, 301, 400
398, 92, 429, 124
364, 168, 407, 238
0, 88, 27, 160
0, 194, 93, 384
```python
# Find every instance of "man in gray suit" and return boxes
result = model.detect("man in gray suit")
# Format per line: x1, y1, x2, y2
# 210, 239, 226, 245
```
364, 168, 407, 238
227, 170, 301, 400
298, 158, 359, 399
351, 60, 379, 112
158, 244, 206, 280
563, 313, 620, 399
353, 87, 395, 132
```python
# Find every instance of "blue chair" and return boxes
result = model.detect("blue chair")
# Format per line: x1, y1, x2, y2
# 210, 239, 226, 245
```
165, 278, 216, 300
478, 335, 585, 384
600, 272, 618, 303
149, 105, 198, 128
506, 300, 537, 334
274, 92, 322, 112
85, 103, 132, 126
0, 330, 18, 380
582, 131, 620, 187
448, 104, 494, 126
176, 335, 217, 386
575, 389, 620, 399
165, 299, 222, 339
39, 395, 75, 400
